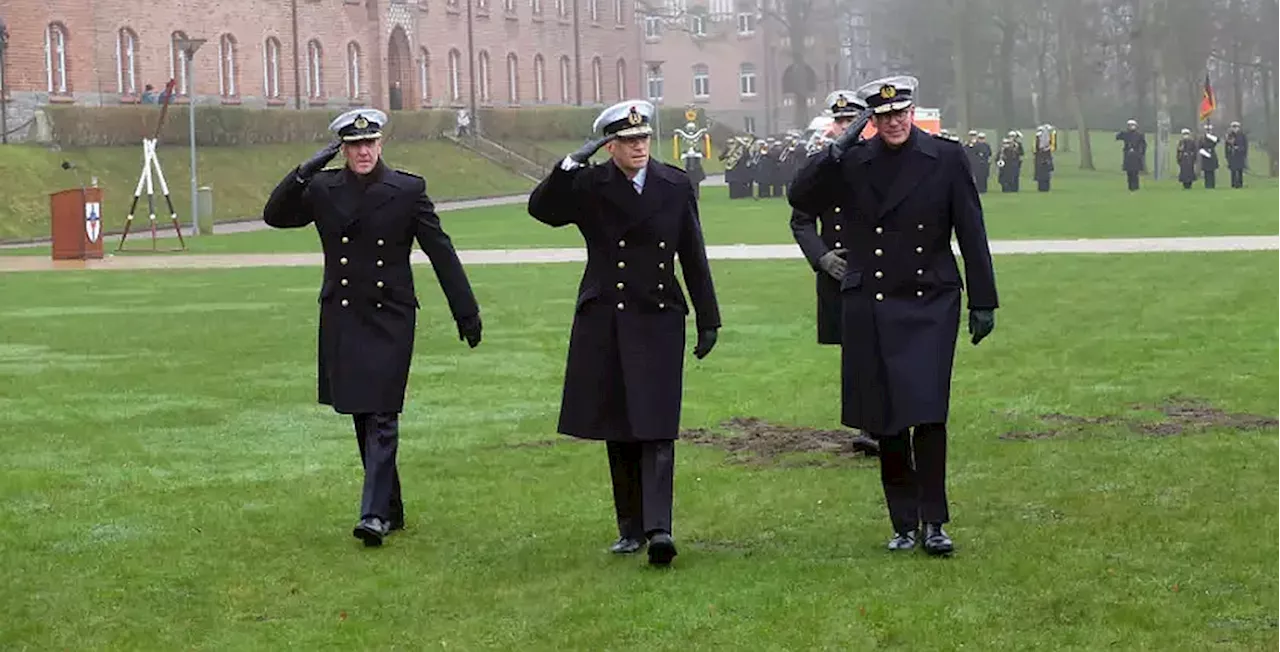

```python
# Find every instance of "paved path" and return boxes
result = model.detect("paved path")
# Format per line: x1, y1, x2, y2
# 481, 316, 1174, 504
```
0, 174, 729, 248
2, 235, 1273, 273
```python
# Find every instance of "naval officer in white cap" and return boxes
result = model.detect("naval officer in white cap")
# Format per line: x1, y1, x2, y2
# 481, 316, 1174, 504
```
263, 107, 483, 548
527, 100, 722, 567
789, 75, 999, 557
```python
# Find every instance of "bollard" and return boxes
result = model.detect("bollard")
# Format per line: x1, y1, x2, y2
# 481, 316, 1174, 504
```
196, 186, 214, 235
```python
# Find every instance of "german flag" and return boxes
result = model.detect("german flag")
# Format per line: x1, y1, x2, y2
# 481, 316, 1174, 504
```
1198, 73, 1217, 122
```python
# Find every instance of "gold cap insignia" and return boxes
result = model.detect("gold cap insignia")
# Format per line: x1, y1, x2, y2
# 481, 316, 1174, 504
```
627, 107, 642, 125
354, 116, 369, 129
685, 108, 698, 122
879, 85, 897, 100
835, 95, 848, 108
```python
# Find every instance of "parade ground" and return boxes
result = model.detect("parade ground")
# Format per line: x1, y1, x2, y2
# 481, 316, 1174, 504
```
1, 174, 1277, 649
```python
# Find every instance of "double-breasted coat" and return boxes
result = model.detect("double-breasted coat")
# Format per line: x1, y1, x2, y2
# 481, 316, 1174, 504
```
263, 161, 480, 415
790, 205, 848, 345
788, 128, 999, 434
527, 159, 721, 442
1225, 131, 1249, 170
1197, 133, 1220, 172
1116, 130, 1147, 172
1176, 139, 1198, 184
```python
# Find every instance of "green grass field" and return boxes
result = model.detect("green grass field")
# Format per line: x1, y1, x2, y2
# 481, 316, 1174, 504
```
0, 250, 1276, 649
0, 141, 532, 241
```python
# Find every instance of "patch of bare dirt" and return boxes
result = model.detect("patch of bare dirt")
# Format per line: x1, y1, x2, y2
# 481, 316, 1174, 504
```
1000, 397, 1277, 441
681, 416, 878, 465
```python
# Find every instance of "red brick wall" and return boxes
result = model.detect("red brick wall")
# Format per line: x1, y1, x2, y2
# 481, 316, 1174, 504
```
1, 0, 640, 113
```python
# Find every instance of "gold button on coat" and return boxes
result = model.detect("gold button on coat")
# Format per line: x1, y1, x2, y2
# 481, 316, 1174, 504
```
874, 249, 883, 257
376, 302, 383, 308
916, 290, 924, 297
341, 236, 349, 244
658, 302, 666, 309
616, 282, 625, 290
657, 283, 664, 290
340, 299, 349, 307
915, 246, 923, 254
835, 242, 842, 248
617, 261, 626, 269
376, 281, 384, 288
875, 227, 883, 234
376, 260, 384, 267
834, 207, 841, 213
658, 262, 665, 269
875, 293, 884, 301
916, 269, 923, 275
834, 224, 842, 231
917, 224, 924, 231
618, 240, 626, 247
874, 271, 883, 279
339, 257, 348, 265
617, 302, 625, 310
340, 278, 349, 286
658, 241, 666, 249
377, 239, 385, 246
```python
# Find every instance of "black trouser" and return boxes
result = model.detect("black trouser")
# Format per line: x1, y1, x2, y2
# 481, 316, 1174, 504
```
876, 423, 949, 535
1230, 168, 1244, 188
1204, 169, 1216, 189
1183, 182, 1193, 189
757, 183, 773, 198
1126, 170, 1140, 191
975, 172, 988, 194
772, 183, 787, 197
607, 440, 675, 539
1037, 178, 1050, 192
353, 413, 403, 523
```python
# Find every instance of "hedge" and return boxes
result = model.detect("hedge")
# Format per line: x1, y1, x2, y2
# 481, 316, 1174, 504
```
43, 104, 731, 148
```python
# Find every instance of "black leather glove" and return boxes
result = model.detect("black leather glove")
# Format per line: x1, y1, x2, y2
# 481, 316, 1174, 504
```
297, 140, 342, 181
457, 314, 482, 348
968, 309, 995, 345
693, 328, 718, 359
830, 108, 875, 161
568, 134, 617, 166
817, 248, 847, 281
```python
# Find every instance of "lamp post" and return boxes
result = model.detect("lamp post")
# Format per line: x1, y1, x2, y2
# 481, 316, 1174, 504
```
0, 17, 9, 145
175, 37, 206, 237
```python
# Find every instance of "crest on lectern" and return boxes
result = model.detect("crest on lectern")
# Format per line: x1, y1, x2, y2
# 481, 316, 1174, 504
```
85, 201, 101, 243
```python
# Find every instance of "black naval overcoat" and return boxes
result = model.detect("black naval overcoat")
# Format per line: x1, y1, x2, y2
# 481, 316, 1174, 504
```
263, 162, 480, 414
1176, 140, 1198, 184
790, 205, 848, 345
528, 159, 721, 442
788, 128, 999, 434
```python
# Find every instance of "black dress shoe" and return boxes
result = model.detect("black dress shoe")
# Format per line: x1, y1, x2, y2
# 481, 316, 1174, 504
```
647, 532, 678, 566
352, 517, 389, 547
923, 523, 954, 556
887, 530, 917, 551
850, 432, 880, 456
609, 537, 644, 554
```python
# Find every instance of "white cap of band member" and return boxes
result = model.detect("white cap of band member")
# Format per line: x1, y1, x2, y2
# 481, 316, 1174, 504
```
823, 90, 865, 118
854, 75, 917, 114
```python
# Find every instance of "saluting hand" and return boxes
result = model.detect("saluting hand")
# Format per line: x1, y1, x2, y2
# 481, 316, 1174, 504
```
693, 328, 718, 359
831, 108, 874, 161
457, 314, 483, 348
563, 134, 617, 169
968, 309, 995, 345
297, 139, 342, 181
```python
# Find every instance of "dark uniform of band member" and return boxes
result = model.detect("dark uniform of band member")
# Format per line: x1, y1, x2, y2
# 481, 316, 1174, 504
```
997, 136, 1021, 193
971, 132, 992, 193
789, 90, 880, 456
1116, 120, 1147, 191
1197, 124, 1220, 189
1033, 125, 1054, 192
788, 76, 999, 556
1225, 121, 1249, 188
262, 108, 483, 547
721, 135, 755, 199
527, 100, 722, 567
1176, 128, 1198, 189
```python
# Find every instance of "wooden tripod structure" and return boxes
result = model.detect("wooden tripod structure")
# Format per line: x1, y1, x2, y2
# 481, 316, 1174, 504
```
118, 78, 187, 252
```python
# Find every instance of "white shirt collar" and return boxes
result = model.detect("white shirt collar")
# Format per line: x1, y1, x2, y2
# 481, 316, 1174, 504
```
630, 166, 647, 193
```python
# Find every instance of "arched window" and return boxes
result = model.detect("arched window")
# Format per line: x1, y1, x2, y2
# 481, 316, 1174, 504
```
46, 23, 70, 94
116, 28, 138, 95
419, 48, 431, 102
616, 58, 627, 100
478, 50, 491, 103
559, 56, 571, 103
306, 40, 324, 98
263, 37, 282, 99
346, 42, 362, 99
533, 55, 546, 103
169, 31, 190, 95
506, 53, 519, 104
591, 57, 602, 104
448, 49, 462, 101
218, 34, 238, 97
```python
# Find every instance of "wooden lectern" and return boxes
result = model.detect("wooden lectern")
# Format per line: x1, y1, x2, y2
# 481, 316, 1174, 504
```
50, 187, 105, 260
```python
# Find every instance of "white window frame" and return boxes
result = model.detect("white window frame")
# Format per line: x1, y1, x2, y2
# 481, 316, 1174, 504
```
507, 53, 519, 103
46, 23, 69, 94
170, 32, 190, 96
693, 64, 709, 98
347, 42, 361, 99
534, 55, 546, 102
264, 37, 282, 98
739, 63, 757, 96
448, 49, 462, 101
478, 51, 491, 102
306, 40, 324, 99
218, 34, 238, 98
116, 28, 137, 95
560, 56, 571, 103
419, 48, 431, 102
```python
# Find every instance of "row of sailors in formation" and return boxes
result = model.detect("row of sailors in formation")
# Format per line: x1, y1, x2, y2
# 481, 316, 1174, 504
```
718, 133, 811, 200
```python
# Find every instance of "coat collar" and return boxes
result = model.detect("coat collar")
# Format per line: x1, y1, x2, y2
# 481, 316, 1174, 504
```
320, 160, 401, 232
594, 159, 675, 236
853, 128, 939, 220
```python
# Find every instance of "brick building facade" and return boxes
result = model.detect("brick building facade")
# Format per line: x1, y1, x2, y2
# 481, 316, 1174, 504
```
637, 0, 844, 136
0, 0, 641, 139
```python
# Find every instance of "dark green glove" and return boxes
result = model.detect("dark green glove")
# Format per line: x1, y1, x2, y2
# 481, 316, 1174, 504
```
968, 309, 995, 345
297, 140, 342, 181
693, 328, 718, 359
457, 314, 482, 348
817, 248, 847, 280
568, 134, 617, 165
830, 108, 875, 161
